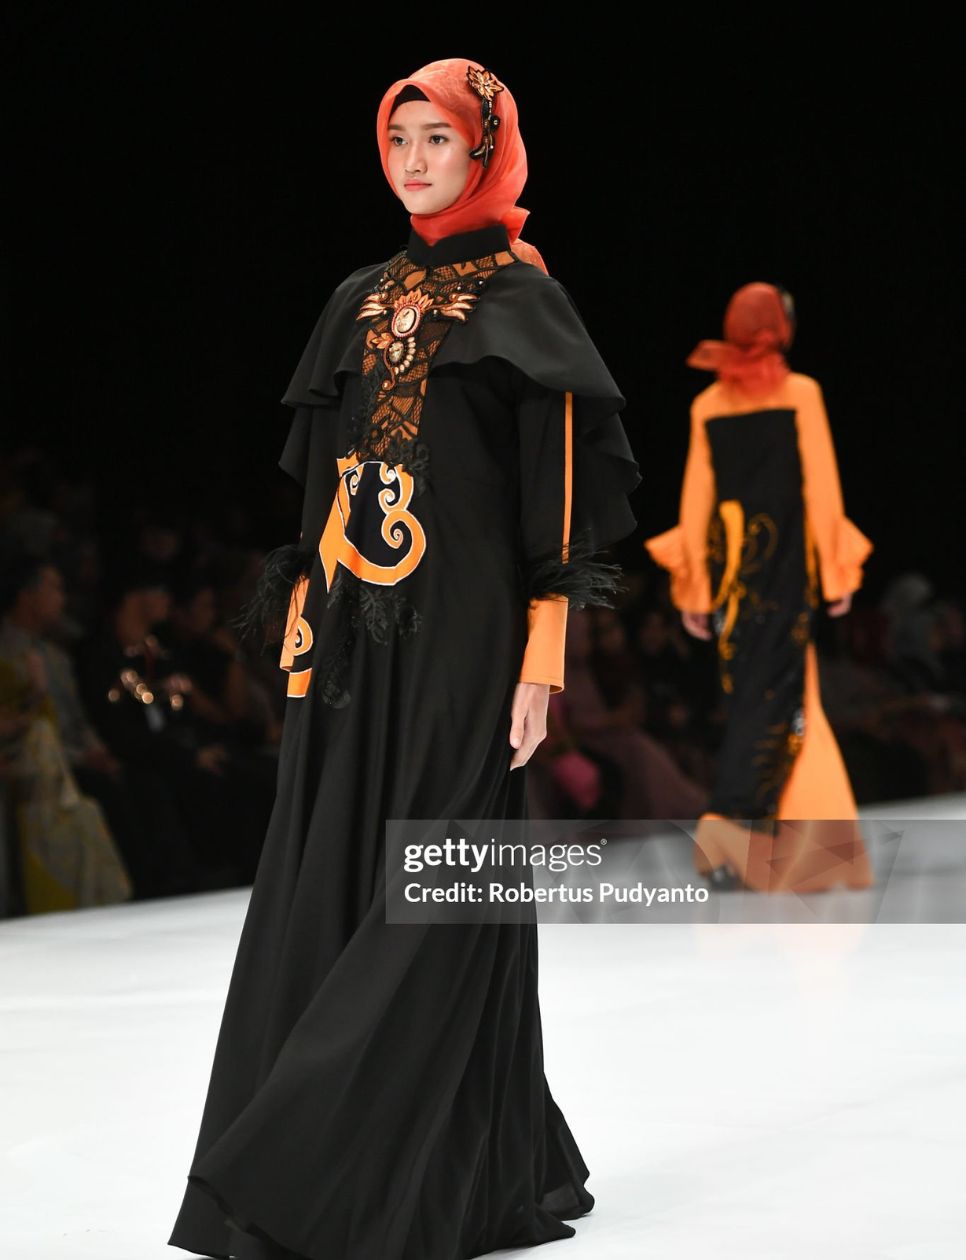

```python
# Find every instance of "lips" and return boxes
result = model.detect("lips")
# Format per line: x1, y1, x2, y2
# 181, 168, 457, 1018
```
404, 182, 431, 190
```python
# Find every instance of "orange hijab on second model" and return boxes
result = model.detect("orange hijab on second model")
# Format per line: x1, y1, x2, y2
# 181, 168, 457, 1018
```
375, 58, 548, 274
688, 283, 795, 397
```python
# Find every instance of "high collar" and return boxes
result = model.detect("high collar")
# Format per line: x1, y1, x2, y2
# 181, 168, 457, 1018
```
405, 223, 511, 268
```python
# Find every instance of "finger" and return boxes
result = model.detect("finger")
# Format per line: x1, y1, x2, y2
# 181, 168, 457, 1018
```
512, 730, 541, 769
510, 712, 531, 768
510, 733, 538, 769
512, 712, 547, 768
509, 699, 526, 750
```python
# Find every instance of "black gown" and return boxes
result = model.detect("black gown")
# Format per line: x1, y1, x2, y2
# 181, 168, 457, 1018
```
167, 222, 641, 1260
703, 407, 817, 817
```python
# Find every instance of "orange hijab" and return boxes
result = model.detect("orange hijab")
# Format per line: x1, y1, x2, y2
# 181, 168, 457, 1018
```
375, 58, 548, 274
688, 283, 795, 397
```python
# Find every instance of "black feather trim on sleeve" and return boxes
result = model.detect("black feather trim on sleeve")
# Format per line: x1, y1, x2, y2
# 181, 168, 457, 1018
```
522, 528, 626, 610
232, 542, 316, 648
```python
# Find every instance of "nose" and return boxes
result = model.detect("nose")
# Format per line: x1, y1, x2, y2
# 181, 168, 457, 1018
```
404, 141, 427, 176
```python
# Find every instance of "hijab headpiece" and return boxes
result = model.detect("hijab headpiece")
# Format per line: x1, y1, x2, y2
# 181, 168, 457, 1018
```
376, 58, 548, 273
687, 283, 796, 396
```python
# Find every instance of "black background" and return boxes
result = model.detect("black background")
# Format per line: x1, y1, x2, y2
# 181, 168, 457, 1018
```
6, 12, 960, 597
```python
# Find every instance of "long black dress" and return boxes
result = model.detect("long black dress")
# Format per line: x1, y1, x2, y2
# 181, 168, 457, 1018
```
167, 222, 641, 1260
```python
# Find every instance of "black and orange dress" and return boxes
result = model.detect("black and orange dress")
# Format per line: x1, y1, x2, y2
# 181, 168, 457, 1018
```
167, 220, 640, 1260
646, 362, 874, 892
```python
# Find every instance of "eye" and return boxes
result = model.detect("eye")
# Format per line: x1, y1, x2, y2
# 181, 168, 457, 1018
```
389, 136, 406, 146
428, 133, 448, 144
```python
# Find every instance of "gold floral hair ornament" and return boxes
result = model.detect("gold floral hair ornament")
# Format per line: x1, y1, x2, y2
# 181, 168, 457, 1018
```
466, 65, 504, 168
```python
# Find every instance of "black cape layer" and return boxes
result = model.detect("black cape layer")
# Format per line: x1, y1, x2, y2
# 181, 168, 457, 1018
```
279, 224, 639, 555
168, 223, 641, 1260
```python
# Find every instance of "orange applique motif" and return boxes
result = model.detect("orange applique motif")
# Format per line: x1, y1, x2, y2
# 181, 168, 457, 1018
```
318, 449, 427, 593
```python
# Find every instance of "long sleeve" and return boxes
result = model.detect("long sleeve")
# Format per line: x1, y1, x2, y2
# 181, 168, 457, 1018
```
276, 401, 339, 674
422, 267, 639, 695
514, 376, 634, 692
516, 385, 575, 692
237, 401, 341, 677
644, 401, 716, 612
795, 377, 873, 601
279, 571, 310, 674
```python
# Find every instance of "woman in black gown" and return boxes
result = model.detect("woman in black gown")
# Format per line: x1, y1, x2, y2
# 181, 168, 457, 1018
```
167, 58, 640, 1260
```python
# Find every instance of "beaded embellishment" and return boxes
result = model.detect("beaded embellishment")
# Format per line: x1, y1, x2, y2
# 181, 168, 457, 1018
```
466, 65, 505, 168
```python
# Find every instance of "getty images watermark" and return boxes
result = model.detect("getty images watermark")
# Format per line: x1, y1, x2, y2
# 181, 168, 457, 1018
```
385, 818, 714, 924
401, 831, 708, 908
383, 817, 936, 924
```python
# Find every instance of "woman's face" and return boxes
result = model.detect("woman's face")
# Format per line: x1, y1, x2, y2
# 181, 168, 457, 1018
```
387, 100, 472, 216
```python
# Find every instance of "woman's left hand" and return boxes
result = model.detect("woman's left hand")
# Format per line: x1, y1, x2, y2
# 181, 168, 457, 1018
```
827, 591, 853, 617
509, 682, 550, 769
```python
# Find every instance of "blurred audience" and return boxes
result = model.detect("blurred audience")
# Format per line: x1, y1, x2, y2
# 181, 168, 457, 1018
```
77, 567, 276, 896
2, 443, 965, 915
529, 609, 707, 822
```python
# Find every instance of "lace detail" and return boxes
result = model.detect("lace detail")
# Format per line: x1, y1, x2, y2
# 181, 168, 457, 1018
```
317, 567, 423, 709
351, 247, 517, 464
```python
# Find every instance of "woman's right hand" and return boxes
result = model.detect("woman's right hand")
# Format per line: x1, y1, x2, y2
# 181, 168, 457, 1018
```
682, 611, 712, 640
509, 682, 550, 770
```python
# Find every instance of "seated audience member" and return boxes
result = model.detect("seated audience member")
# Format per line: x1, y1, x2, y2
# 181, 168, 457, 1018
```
78, 564, 274, 885
0, 556, 132, 913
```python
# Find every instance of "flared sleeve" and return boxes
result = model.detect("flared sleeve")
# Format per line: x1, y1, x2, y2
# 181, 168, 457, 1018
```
644, 401, 715, 613
452, 269, 640, 693
795, 376, 873, 601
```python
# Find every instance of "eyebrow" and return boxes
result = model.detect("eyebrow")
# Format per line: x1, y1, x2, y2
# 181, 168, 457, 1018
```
387, 121, 453, 131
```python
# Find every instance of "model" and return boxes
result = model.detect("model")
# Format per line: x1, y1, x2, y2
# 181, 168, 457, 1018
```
167, 58, 640, 1260
645, 283, 874, 892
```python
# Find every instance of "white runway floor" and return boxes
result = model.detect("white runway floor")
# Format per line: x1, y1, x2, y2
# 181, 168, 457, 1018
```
2, 797, 964, 1259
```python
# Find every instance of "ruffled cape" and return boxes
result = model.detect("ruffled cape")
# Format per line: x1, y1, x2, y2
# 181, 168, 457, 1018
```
278, 256, 641, 556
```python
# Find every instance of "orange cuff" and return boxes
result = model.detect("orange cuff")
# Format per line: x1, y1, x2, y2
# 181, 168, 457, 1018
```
518, 595, 567, 693
819, 516, 874, 602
